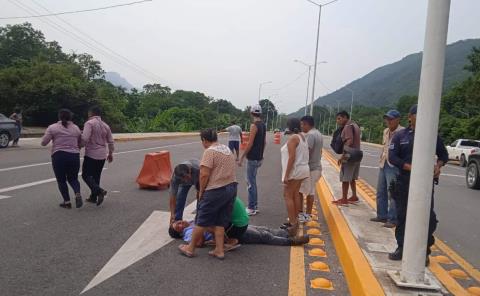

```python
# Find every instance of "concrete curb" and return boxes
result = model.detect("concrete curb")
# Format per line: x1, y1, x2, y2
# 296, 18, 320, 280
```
113, 133, 199, 142
316, 178, 385, 296
321, 148, 480, 295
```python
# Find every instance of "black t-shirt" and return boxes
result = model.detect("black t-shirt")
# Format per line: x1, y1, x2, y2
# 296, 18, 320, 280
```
247, 121, 266, 161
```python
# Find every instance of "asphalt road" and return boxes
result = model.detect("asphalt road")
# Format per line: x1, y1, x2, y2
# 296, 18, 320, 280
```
324, 138, 479, 269
0, 134, 348, 296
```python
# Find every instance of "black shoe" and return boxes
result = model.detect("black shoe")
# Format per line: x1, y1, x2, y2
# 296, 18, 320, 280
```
96, 189, 107, 206
280, 222, 292, 230
86, 197, 97, 204
75, 196, 83, 208
59, 202, 72, 209
370, 217, 387, 223
388, 247, 403, 261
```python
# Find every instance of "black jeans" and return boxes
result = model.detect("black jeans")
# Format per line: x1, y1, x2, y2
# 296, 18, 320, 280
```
393, 173, 438, 255
51, 151, 81, 202
82, 156, 106, 199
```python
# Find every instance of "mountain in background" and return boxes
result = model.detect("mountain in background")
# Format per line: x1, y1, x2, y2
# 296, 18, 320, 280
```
104, 72, 135, 90
292, 38, 480, 116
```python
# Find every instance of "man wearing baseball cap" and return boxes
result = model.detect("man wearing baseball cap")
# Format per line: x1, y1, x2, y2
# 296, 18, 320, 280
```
370, 110, 404, 228
239, 104, 267, 216
387, 104, 448, 265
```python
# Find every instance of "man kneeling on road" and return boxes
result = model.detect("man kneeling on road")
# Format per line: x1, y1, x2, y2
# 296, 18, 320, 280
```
169, 197, 310, 247
169, 160, 200, 224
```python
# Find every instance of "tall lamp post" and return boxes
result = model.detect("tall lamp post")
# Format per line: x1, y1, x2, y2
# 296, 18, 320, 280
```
387, 0, 450, 291
306, 0, 339, 116
258, 81, 272, 101
345, 87, 354, 119
294, 59, 327, 115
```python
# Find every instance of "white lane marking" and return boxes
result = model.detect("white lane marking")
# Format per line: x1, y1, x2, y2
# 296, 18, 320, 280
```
441, 173, 463, 178
0, 142, 198, 173
0, 195, 12, 200
0, 162, 52, 172
0, 169, 107, 195
81, 201, 197, 294
361, 165, 379, 169
0, 178, 57, 194
113, 141, 197, 155
446, 164, 465, 171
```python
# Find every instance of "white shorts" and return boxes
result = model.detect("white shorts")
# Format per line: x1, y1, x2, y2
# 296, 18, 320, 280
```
300, 170, 322, 196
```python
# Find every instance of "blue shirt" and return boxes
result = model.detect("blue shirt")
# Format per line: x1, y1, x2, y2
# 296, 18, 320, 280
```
182, 223, 213, 243
388, 126, 449, 174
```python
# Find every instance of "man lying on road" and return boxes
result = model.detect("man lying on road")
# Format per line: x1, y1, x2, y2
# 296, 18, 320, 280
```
169, 197, 310, 247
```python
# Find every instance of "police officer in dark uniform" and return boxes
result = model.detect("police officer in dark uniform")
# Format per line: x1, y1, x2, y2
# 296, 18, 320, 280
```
388, 104, 448, 265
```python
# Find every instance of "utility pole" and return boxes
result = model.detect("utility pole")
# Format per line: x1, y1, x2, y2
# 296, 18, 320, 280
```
307, 0, 338, 116
388, 0, 450, 291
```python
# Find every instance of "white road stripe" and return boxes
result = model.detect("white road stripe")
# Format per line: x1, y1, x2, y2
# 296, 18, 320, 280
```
81, 201, 197, 294
0, 141, 198, 173
0, 162, 52, 172
0, 169, 107, 196
0, 178, 57, 194
0, 195, 12, 200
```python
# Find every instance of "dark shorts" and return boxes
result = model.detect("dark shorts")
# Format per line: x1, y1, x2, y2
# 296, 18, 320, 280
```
196, 183, 237, 227
225, 224, 248, 240
228, 141, 240, 152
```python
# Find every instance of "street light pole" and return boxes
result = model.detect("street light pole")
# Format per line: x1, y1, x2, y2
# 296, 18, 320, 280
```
388, 0, 450, 290
345, 87, 354, 119
294, 59, 327, 115
307, 0, 338, 116
258, 81, 272, 101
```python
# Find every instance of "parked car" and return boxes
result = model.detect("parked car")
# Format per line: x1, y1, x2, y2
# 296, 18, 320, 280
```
446, 139, 480, 167
466, 152, 480, 190
0, 113, 20, 148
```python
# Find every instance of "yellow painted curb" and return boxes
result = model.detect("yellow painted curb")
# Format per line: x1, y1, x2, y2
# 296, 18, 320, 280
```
323, 148, 480, 295
316, 178, 385, 296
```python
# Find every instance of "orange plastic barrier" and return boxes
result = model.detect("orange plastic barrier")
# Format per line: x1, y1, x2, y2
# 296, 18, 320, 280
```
136, 151, 172, 190
274, 132, 281, 144
240, 132, 250, 150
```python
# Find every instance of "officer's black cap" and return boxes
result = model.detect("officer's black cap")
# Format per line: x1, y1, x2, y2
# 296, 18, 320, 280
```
409, 104, 417, 115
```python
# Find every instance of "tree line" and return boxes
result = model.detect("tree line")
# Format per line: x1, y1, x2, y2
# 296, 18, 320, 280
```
0, 23, 277, 132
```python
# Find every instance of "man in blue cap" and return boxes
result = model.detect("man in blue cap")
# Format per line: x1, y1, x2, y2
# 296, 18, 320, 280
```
370, 110, 404, 228
388, 104, 448, 265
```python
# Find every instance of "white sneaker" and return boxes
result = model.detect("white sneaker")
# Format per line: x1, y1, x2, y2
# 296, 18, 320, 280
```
298, 213, 306, 223
303, 213, 312, 222
246, 208, 257, 216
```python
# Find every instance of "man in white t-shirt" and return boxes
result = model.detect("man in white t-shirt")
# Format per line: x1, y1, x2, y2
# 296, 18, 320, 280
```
225, 121, 242, 161
299, 115, 323, 222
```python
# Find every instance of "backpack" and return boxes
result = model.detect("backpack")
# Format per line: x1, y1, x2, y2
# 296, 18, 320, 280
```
330, 127, 344, 154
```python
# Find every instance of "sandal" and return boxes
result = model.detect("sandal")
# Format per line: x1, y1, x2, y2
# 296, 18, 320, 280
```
224, 244, 241, 252
178, 244, 194, 258
208, 250, 225, 260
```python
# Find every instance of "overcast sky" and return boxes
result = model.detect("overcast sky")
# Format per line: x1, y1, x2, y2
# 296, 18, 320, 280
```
1, 0, 479, 113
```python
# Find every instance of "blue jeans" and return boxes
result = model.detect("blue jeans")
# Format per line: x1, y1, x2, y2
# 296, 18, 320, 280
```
246, 159, 263, 210
175, 185, 192, 221
376, 164, 398, 223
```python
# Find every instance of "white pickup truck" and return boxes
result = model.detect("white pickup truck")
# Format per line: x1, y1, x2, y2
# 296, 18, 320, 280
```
446, 139, 480, 167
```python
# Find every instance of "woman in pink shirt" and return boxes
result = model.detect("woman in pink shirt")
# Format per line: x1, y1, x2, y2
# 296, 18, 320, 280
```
41, 109, 83, 209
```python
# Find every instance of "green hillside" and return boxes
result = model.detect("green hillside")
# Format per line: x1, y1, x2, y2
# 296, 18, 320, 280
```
293, 38, 480, 116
